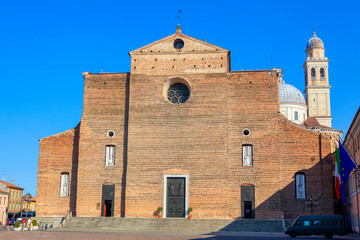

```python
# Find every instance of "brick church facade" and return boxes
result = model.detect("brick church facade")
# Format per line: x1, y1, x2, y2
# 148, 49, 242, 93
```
36, 26, 334, 219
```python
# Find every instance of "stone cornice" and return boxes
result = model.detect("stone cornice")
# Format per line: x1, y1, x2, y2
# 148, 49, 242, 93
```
305, 85, 331, 89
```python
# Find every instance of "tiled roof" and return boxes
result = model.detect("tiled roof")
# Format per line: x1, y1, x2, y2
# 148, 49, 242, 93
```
304, 117, 321, 127
0, 180, 24, 190
0, 189, 8, 194
23, 195, 36, 202
303, 117, 331, 129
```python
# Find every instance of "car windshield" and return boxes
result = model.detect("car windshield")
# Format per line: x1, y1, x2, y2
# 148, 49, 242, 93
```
292, 216, 300, 226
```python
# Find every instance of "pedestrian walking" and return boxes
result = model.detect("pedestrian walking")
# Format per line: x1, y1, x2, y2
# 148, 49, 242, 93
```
6, 218, 10, 231
22, 218, 26, 231
11, 218, 15, 229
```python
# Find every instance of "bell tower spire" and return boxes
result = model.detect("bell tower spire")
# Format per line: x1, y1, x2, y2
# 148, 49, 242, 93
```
303, 30, 332, 127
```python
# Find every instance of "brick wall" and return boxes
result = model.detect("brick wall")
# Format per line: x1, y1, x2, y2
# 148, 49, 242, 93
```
37, 69, 334, 219
36, 126, 79, 217
278, 117, 333, 218
37, 33, 334, 219
75, 73, 128, 217
129, 32, 230, 75
123, 70, 333, 219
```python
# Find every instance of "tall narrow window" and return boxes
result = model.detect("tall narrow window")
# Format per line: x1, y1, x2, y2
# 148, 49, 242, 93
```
60, 173, 70, 197
242, 145, 253, 166
320, 68, 325, 79
294, 111, 298, 120
311, 68, 315, 79
105, 145, 115, 166
295, 173, 306, 199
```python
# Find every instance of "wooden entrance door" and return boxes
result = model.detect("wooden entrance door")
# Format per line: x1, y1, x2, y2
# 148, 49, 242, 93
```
166, 177, 185, 218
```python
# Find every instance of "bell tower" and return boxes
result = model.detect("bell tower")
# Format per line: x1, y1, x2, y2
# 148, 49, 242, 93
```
303, 31, 332, 127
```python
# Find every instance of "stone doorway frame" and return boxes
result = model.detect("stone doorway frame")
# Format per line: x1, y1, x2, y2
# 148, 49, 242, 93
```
163, 175, 189, 218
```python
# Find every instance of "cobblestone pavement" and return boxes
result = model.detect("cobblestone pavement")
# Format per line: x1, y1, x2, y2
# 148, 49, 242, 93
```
1, 227, 360, 240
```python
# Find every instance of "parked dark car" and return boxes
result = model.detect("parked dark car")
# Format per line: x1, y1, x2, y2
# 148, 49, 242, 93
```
285, 215, 346, 239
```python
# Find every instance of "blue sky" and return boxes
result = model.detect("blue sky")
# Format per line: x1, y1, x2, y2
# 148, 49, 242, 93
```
0, 0, 359, 197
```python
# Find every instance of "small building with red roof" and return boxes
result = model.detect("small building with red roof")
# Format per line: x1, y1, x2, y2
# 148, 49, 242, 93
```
0, 180, 24, 216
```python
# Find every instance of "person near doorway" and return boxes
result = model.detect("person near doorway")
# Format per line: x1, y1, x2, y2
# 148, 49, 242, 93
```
22, 218, 26, 230
11, 218, 15, 229
6, 218, 10, 231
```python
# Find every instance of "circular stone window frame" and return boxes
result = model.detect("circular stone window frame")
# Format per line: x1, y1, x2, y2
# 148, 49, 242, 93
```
163, 78, 191, 105
107, 130, 115, 138
173, 38, 185, 49
242, 128, 251, 136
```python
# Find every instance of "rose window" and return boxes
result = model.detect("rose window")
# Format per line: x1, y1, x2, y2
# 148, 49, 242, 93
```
167, 83, 190, 104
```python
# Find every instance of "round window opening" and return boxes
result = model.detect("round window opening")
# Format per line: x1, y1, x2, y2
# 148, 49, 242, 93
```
174, 39, 184, 49
242, 129, 251, 136
168, 83, 190, 104
107, 130, 115, 138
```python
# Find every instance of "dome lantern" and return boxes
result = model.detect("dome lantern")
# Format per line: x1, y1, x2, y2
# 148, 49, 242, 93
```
306, 30, 324, 49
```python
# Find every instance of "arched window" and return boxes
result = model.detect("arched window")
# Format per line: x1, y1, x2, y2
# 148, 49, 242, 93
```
242, 145, 253, 166
295, 172, 306, 199
60, 172, 70, 197
320, 68, 325, 79
294, 111, 299, 120
311, 68, 316, 78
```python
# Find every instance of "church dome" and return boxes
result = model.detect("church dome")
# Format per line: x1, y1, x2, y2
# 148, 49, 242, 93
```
279, 82, 306, 105
306, 31, 324, 49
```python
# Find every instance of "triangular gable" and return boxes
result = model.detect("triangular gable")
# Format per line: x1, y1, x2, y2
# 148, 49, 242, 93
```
40, 123, 80, 141
129, 31, 229, 55
128, 26, 231, 74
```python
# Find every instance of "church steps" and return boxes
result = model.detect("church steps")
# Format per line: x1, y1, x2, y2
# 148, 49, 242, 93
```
61, 217, 290, 232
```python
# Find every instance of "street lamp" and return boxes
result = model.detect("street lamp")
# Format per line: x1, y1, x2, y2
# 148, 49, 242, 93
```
305, 195, 319, 214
